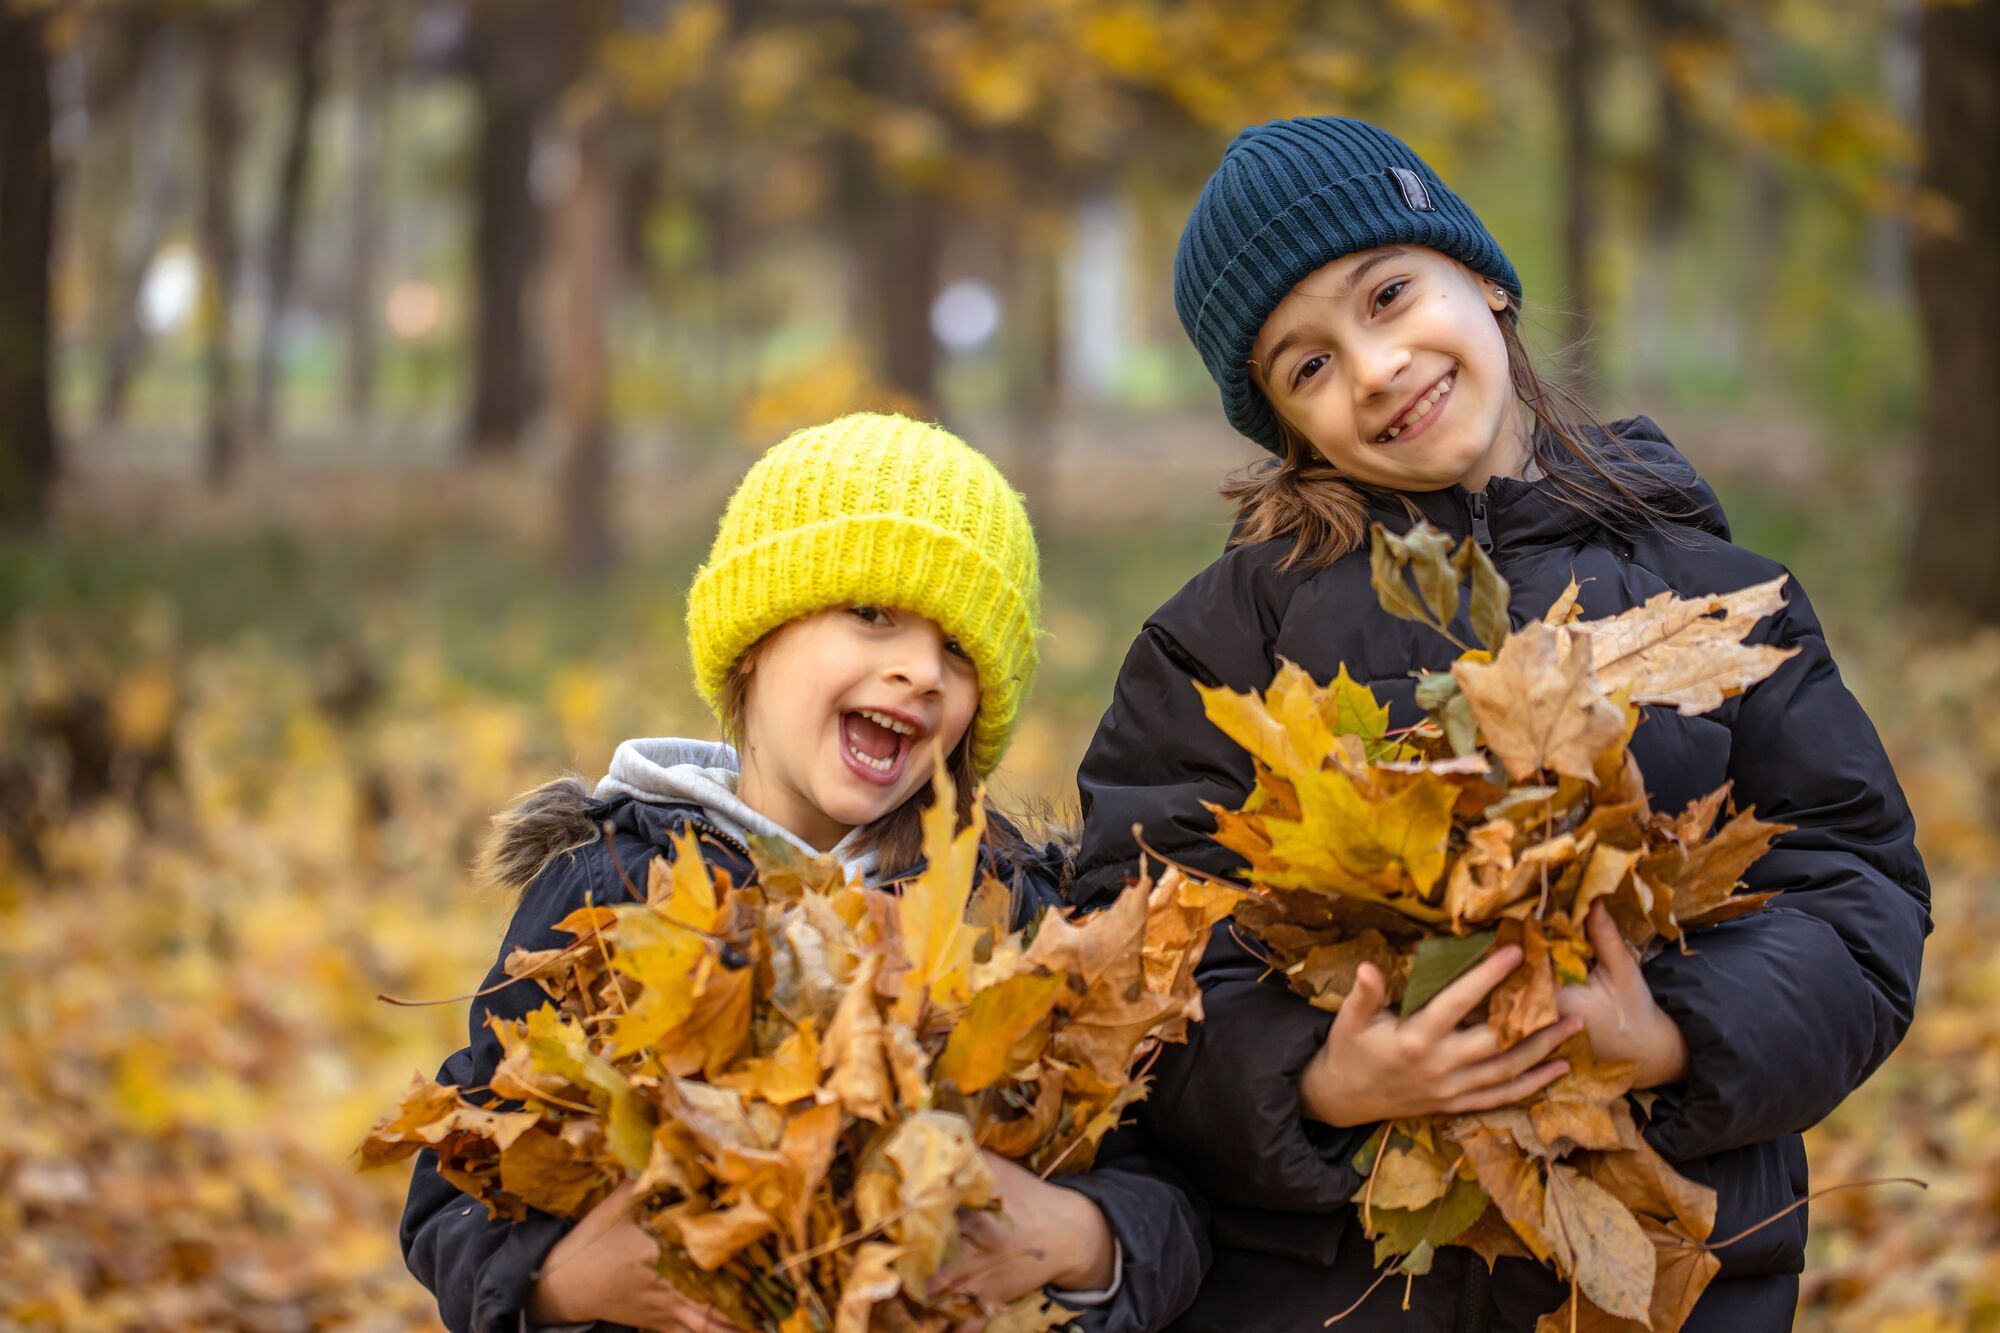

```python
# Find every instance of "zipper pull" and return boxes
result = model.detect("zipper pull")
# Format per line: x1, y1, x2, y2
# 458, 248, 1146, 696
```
1466, 491, 1493, 551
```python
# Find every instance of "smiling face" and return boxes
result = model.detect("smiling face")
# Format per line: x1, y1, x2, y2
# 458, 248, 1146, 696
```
732, 605, 980, 853
1248, 245, 1531, 492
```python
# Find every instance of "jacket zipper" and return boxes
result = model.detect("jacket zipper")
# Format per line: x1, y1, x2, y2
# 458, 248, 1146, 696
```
686, 816, 753, 863
1466, 490, 1493, 552
1458, 1246, 1490, 1333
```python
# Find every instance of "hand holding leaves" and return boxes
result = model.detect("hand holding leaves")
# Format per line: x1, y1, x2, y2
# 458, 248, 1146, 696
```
931, 1151, 1117, 1311
1556, 903, 1690, 1091
1300, 945, 1582, 1128
528, 1181, 747, 1331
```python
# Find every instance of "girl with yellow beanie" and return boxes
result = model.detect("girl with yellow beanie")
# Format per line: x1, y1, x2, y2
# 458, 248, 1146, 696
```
399, 413, 1207, 1333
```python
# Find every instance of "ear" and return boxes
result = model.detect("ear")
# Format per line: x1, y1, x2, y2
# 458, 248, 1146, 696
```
1454, 258, 1510, 313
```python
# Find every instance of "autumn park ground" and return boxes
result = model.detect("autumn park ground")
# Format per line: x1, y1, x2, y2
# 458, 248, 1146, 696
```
4, 410, 1998, 1329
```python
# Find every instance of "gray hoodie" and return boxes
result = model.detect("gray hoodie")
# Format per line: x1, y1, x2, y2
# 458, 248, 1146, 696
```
593, 736, 884, 883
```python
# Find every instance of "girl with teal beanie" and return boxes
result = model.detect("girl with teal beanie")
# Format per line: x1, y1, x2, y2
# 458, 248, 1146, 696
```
400, 413, 1207, 1332
1072, 117, 1927, 1330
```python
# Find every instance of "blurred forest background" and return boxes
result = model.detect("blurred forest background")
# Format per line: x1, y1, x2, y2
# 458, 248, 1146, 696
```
2, 0, 1998, 1327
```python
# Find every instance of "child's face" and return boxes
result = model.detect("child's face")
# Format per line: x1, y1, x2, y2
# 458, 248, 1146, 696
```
1248, 246, 1528, 492
735, 605, 980, 853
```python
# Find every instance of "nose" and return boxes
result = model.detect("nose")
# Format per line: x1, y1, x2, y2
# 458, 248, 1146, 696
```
883, 627, 948, 696
1352, 333, 1411, 402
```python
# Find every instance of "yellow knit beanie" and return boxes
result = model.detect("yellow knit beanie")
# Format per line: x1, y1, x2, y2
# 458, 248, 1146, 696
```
686, 412, 1041, 775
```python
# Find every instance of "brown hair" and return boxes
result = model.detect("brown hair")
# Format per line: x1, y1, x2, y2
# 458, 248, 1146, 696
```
1227, 293, 1700, 570
720, 635, 1034, 883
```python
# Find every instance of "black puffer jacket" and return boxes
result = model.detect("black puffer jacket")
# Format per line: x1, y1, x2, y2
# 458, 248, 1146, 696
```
1070, 420, 1930, 1331
401, 784, 1210, 1333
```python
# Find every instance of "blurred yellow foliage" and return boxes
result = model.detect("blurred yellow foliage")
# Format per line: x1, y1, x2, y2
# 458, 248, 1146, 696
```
735, 342, 931, 446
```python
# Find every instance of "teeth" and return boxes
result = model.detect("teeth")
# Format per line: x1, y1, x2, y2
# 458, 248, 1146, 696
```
847, 741, 896, 772
1379, 375, 1452, 441
857, 709, 916, 736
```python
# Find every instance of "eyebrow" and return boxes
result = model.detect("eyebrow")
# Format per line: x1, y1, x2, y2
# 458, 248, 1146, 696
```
1253, 248, 1409, 384
1339, 248, 1406, 301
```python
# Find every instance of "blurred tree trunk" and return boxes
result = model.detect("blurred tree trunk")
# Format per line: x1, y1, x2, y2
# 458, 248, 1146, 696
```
1553, 0, 1599, 393
0, 7, 58, 527
849, 6, 941, 410
999, 198, 1065, 530
343, 0, 388, 423
1633, 0, 1697, 403
465, 0, 547, 459
1908, 0, 2000, 625
1732, 19, 1787, 379
553, 86, 617, 579
872, 190, 943, 407
199, 14, 244, 488
250, 0, 332, 447
1021, 234, 1063, 529
96, 25, 179, 431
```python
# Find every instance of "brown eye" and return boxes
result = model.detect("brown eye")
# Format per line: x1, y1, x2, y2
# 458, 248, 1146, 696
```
1374, 280, 1407, 311
1294, 354, 1329, 387
850, 605, 887, 625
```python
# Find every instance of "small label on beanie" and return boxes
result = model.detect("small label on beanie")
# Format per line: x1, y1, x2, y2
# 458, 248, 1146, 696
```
1386, 167, 1435, 212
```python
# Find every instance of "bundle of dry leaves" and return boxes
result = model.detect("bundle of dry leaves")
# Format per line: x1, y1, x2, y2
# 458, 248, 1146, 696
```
360, 766, 1238, 1332
1196, 522, 1798, 1331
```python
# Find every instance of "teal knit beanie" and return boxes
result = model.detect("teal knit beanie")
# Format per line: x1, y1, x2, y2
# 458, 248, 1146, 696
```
1173, 117, 1522, 453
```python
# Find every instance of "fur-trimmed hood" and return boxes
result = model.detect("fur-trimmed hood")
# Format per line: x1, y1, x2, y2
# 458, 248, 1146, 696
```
475, 737, 882, 898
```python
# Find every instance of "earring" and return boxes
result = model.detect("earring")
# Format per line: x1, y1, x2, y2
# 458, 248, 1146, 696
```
1494, 286, 1508, 301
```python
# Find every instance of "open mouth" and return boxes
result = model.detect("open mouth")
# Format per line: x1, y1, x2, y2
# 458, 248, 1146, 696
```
839, 708, 924, 785
1374, 372, 1454, 444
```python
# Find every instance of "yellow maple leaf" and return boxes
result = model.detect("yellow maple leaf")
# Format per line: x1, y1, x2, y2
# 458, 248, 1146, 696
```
715, 1020, 823, 1106
1197, 660, 1339, 777
651, 827, 727, 932
935, 971, 1065, 1094
653, 949, 754, 1080
893, 760, 985, 1025
603, 904, 710, 1061
1260, 763, 1458, 901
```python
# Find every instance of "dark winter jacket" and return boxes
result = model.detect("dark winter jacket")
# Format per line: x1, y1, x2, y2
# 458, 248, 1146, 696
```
401, 781, 1211, 1333
1069, 419, 1930, 1332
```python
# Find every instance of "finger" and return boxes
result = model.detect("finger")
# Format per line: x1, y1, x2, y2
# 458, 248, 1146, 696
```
1588, 903, 1636, 983
1436, 1002, 1577, 1075
1410, 944, 1521, 1040
1460, 1013, 1583, 1091
1333, 962, 1387, 1035
1439, 1057, 1570, 1115
1435, 1013, 1571, 1101
1431, 1022, 1502, 1070
1555, 984, 1617, 1039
